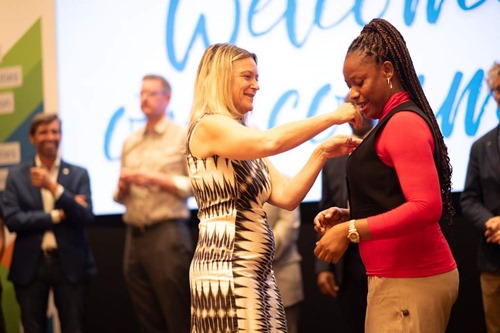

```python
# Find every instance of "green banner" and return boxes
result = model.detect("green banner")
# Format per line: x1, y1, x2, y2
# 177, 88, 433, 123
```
0, 18, 44, 333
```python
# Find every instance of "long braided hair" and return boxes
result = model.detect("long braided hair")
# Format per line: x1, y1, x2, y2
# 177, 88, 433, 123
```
347, 18, 455, 222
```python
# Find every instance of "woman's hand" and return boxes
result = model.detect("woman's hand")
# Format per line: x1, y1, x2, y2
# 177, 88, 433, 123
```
314, 207, 349, 235
333, 102, 363, 129
318, 135, 362, 160
314, 222, 350, 263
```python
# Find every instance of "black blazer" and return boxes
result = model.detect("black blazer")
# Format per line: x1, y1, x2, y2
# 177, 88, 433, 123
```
315, 154, 360, 285
2, 159, 97, 285
460, 124, 500, 272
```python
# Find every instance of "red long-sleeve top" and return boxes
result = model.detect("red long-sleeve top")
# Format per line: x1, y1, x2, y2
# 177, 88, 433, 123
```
360, 92, 456, 278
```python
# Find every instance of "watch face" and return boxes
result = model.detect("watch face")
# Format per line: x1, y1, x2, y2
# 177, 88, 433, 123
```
348, 231, 360, 243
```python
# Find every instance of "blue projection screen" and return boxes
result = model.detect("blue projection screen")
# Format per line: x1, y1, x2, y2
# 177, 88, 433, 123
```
55, 1, 500, 215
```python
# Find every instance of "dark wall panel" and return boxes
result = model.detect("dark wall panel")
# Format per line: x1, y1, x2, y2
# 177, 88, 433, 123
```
86, 194, 486, 333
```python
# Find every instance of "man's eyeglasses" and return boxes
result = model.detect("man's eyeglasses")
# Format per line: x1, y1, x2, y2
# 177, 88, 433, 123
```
140, 90, 166, 98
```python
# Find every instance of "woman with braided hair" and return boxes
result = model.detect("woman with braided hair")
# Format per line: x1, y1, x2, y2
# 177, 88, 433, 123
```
314, 18, 458, 332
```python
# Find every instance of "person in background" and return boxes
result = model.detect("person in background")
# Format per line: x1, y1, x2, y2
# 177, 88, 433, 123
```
1, 113, 96, 333
187, 43, 362, 333
263, 198, 304, 333
460, 61, 500, 333
114, 74, 193, 333
314, 18, 458, 333
315, 114, 374, 333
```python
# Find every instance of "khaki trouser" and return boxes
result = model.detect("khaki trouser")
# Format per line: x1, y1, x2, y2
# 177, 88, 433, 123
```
480, 271, 500, 333
365, 269, 459, 333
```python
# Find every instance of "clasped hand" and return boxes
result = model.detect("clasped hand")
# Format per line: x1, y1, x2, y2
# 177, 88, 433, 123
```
314, 207, 350, 263
485, 216, 500, 244
30, 167, 55, 191
313, 207, 348, 234
119, 168, 152, 188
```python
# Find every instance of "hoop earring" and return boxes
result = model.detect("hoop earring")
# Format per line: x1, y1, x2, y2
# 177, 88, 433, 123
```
387, 77, 393, 90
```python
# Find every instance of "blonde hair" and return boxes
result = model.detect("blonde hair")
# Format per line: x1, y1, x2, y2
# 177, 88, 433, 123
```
189, 43, 257, 125
486, 62, 500, 90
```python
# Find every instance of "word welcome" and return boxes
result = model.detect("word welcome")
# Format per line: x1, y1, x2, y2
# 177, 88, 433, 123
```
103, 68, 498, 161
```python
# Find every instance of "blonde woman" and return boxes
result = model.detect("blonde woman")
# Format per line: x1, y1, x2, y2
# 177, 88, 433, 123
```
186, 43, 362, 332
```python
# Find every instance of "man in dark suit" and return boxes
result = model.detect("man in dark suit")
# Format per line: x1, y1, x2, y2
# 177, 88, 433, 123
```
460, 62, 500, 333
1, 113, 96, 333
315, 114, 374, 333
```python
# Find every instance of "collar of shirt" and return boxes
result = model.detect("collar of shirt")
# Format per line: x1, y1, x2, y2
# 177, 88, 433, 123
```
143, 115, 170, 136
380, 91, 411, 120
35, 155, 61, 251
35, 155, 61, 177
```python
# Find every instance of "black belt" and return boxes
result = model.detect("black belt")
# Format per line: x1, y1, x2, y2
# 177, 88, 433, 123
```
42, 248, 59, 258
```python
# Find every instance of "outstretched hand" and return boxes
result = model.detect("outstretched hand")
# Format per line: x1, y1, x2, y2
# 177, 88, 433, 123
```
318, 135, 362, 160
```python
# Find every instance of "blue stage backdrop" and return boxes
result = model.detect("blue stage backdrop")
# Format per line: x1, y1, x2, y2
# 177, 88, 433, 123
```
55, 0, 500, 215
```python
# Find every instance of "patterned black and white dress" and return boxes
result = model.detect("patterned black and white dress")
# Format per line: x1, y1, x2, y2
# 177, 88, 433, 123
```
187, 121, 287, 333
